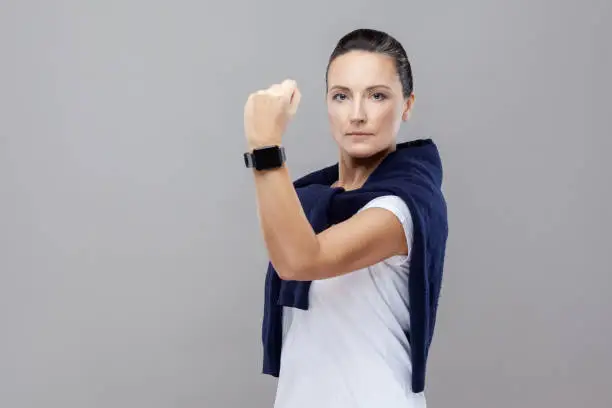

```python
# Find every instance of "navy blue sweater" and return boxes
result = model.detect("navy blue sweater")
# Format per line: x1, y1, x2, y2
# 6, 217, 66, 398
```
261, 138, 448, 393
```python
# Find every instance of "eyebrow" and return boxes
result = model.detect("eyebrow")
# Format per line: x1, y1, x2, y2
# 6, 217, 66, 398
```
328, 84, 393, 92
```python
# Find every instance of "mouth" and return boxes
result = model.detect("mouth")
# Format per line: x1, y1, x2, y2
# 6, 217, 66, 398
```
346, 132, 374, 136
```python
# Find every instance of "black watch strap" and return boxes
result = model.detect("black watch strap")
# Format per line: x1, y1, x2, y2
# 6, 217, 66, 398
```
243, 145, 286, 170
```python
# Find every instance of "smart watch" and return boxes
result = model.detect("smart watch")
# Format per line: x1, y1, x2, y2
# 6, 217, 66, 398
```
243, 145, 286, 170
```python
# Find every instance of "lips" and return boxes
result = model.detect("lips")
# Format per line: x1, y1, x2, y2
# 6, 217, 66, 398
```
346, 132, 374, 136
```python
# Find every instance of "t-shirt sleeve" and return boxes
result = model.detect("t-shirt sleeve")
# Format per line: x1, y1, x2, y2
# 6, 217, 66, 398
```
358, 195, 414, 265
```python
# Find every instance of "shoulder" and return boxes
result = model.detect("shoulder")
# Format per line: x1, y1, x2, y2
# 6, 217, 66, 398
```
360, 195, 412, 226
359, 195, 414, 261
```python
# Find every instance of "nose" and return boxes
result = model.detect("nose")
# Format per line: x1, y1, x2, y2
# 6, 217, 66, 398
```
349, 98, 367, 124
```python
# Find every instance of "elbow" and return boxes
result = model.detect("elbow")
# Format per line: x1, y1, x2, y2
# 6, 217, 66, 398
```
275, 258, 316, 281
268, 239, 322, 281
276, 267, 297, 281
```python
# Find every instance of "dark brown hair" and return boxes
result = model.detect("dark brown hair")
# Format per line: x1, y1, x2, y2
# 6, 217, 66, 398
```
326, 28, 414, 98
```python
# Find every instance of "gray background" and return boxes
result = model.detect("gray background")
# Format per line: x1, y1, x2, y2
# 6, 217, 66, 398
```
1, 0, 611, 407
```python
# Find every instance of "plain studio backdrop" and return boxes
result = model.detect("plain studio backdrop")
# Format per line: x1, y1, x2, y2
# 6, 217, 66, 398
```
1, 0, 611, 407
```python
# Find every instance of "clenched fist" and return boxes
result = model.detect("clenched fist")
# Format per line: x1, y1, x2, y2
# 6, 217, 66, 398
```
244, 79, 301, 151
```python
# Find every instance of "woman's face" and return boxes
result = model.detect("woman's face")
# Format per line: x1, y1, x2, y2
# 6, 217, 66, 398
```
326, 50, 414, 158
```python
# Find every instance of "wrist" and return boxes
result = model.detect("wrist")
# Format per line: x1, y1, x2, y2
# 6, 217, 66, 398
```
244, 144, 286, 171
247, 141, 282, 152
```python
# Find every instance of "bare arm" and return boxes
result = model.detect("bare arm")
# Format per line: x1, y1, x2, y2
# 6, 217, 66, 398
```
252, 165, 408, 281
243, 79, 407, 280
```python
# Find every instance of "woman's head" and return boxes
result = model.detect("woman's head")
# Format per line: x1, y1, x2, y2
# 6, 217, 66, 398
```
325, 28, 415, 158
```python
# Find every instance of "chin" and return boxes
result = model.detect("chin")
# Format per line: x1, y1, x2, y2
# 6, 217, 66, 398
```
340, 138, 391, 159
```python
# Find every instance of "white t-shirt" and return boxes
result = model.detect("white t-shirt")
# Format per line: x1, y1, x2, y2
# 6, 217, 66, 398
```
273, 195, 426, 408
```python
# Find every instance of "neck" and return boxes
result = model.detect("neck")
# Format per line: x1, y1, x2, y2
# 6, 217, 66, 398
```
333, 144, 396, 191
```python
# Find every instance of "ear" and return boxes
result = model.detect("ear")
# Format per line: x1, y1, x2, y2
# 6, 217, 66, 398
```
401, 93, 415, 121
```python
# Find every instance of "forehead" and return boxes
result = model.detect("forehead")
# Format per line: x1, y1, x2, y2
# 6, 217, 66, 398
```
327, 50, 399, 88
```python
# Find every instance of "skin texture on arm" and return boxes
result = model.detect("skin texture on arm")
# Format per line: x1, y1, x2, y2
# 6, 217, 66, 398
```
252, 164, 408, 281
244, 69, 412, 281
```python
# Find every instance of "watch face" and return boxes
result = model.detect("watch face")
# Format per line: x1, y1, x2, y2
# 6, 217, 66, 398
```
253, 146, 283, 170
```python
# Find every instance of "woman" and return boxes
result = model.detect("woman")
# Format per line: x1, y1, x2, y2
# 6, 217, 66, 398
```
243, 28, 448, 408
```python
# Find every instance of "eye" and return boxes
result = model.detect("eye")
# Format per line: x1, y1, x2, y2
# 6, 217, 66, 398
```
332, 93, 348, 101
371, 92, 387, 101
